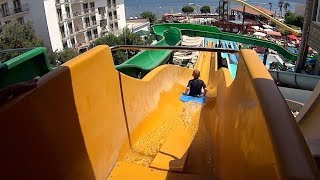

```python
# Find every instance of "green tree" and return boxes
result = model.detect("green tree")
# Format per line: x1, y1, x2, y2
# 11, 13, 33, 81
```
215, 6, 224, 17
0, 21, 45, 62
0, 20, 78, 66
48, 48, 78, 66
283, 2, 290, 14
284, 11, 304, 28
200, 6, 211, 14
278, 0, 284, 17
89, 33, 120, 48
140, 11, 157, 24
182, 5, 194, 15
269, 2, 272, 11
118, 28, 144, 63
89, 28, 144, 64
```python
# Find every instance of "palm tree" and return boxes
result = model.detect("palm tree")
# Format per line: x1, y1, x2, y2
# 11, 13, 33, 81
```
269, 2, 272, 11
284, 2, 290, 15
278, 0, 284, 17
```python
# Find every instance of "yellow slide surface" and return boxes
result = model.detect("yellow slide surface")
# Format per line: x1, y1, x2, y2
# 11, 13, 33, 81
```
234, 0, 300, 36
0, 45, 318, 179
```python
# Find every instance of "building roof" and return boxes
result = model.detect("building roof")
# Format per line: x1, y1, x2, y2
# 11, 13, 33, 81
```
135, 30, 150, 36
267, 31, 282, 37
231, 6, 274, 16
126, 18, 149, 23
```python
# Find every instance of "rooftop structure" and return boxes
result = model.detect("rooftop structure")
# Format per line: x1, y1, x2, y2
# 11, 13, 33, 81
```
126, 18, 149, 33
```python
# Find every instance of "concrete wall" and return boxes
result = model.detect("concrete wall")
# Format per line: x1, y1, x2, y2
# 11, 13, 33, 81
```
296, 0, 316, 72
307, 22, 320, 74
307, 22, 320, 52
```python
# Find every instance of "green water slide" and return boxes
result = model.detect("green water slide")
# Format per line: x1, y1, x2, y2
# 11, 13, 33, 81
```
0, 47, 53, 89
115, 27, 182, 77
116, 23, 297, 76
153, 23, 297, 61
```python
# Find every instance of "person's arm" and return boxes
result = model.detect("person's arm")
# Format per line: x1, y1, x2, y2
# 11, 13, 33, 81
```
0, 78, 38, 104
185, 80, 191, 95
202, 81, 207, 96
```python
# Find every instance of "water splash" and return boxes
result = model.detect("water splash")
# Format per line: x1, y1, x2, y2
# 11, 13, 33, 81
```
123, 114, 182, 167
123, 101, 204, 167
181, 101, 203, 137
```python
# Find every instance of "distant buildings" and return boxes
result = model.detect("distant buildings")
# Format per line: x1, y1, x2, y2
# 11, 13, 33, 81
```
0, 0, 126, 52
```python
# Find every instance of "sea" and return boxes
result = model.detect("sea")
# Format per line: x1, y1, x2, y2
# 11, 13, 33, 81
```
124, 0, 306, 18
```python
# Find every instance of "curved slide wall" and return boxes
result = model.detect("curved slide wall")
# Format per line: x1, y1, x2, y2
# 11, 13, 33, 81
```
269, 70, 320, 91
0, 45, 317, 179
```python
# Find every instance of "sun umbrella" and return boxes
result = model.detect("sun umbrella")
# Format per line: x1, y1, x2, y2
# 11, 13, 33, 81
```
287, 35, 297, 39
263, 29, 273, 32
253, 32, 267, 37
262, 24, 273, 29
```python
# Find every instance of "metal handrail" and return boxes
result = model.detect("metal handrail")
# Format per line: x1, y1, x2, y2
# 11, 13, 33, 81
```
110, 45, 240, 53
0, 48, 34, 54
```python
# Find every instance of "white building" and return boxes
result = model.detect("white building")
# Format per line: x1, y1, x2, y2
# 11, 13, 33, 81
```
0, 0, 126, 52
295, 4, 306, 16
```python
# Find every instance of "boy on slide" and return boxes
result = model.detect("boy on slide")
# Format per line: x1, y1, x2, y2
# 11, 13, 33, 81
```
185, 69, 207, 97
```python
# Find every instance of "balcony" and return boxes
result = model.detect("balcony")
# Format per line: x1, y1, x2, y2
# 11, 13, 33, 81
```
101, 26, 107, 32
72, 11, 83, 18
75, 26, 85, 33
109, 16, 117, 22
69, 28, 74, 35
69, 0, 83, 3
1, 3, 29, 18
58, 15, 63, 21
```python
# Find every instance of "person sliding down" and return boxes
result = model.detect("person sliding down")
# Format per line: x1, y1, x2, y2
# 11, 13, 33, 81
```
185, 69, 207, 97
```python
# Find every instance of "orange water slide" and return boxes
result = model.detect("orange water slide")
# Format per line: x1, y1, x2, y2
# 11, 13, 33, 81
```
0, 45, 318, 179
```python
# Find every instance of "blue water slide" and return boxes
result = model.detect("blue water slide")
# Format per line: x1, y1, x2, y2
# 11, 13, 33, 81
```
222, 41, 227, 48
230, 54, 238, 64
229, 41, 235, 49
233, 42, 239, 50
